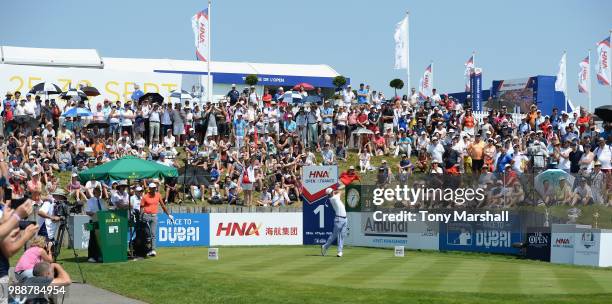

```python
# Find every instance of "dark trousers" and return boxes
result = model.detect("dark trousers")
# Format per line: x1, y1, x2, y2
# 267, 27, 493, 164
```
88, 230, 100, 261
162, 124, 172, 137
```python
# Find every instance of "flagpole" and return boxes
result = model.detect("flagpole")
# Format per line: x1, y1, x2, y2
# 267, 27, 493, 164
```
207, 0, 212, 104
588, 49, 592, 112
406, 11, 410, 95
563, 50, 567, 113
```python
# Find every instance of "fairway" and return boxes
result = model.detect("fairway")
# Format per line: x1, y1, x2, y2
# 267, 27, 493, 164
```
56, 246, 612, 304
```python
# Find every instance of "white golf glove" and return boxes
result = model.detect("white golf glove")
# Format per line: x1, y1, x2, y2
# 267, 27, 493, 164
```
169, 214, 175, 222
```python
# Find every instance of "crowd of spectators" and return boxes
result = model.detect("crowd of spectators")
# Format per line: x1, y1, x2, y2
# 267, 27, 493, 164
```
1, 84, 611, 215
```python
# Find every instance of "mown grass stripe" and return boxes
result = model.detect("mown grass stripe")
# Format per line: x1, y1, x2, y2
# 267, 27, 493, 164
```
401, 256, 463, 290
550, 266, 607, 294
278, 250, 383, 283
478, 261, 521, 293
437, 259, 489, 293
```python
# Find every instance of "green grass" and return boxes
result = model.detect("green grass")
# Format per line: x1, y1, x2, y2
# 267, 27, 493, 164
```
52, 246, 612, 304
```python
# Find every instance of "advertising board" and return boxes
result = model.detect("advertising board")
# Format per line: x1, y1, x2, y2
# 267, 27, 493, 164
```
157, 213, 210, 247
210, 213, 302, 246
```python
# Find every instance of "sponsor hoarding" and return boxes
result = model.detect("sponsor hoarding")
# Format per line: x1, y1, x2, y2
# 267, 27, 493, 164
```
210, 213, 302, 246
550, 224, 591, 264
345, 212, 439, 250
0, 63, 181, 104
157, 213, 209, 247
525, 227, 551, 262
439, 215, 522, 254
302, 165, 338, 245
573, 228, 612, 267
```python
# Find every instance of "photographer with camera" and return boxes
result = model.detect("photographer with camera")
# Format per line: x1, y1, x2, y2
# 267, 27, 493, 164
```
36, 190, 63, 242
14, 236, 54, 282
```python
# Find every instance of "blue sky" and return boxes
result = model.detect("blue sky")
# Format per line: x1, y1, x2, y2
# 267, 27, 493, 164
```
1, 0, 611, 108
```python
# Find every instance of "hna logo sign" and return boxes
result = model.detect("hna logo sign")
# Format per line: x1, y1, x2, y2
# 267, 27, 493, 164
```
309, 171, 329, 178
216, 222, 261, 236
555, 238, 570, 245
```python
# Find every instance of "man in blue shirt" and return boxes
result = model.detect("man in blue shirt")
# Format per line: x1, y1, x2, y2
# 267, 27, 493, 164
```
273, 87, 285, 102
226, 84, 240, 105
233, 113, 248, 150
496, 146, 513, 173
321, 100, 334, 135
131, 84, 144, 102
357, 83, 368, 104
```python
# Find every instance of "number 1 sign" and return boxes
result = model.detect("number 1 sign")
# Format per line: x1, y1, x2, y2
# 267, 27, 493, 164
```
302, 197, 335, 245
301, 165, 338, 245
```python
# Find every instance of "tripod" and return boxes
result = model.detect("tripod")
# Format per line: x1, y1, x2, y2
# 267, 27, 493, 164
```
53, 217, 86, 284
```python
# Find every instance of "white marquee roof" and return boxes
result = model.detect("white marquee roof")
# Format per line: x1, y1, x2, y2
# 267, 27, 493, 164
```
1, 45, 340, 78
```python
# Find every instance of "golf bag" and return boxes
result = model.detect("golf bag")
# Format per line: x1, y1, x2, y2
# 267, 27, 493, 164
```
131, 212, 152, 257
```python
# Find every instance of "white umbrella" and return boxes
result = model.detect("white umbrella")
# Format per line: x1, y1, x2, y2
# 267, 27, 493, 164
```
29, 82, 62, 95
169, 89, 193, 100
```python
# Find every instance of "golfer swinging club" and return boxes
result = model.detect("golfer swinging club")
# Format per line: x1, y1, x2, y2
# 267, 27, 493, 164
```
321, 187, 347, 257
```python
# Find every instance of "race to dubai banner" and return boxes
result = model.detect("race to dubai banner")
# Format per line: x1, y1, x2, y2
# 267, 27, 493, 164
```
0, 64, 182, 103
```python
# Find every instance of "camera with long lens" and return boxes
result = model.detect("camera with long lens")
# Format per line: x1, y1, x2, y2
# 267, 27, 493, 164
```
54, 201, 83, 219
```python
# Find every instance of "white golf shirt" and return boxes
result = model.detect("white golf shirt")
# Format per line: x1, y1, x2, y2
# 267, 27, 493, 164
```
329, 193, 346, 218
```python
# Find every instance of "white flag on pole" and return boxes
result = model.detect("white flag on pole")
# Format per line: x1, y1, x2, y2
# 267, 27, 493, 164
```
419, 64, 433, 98
578, 54, 590, 94
555, 52, 567, 92
191, 8, 210, 61
596, 36, 611, 86
394, 16, 409, 69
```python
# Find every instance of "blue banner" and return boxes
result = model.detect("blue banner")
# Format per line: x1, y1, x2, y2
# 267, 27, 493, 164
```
157, 213, 210, 247
154, 70, 348, 88
470, 69, 483, 111
302, 197, 335, 245
439, 215, 522, 254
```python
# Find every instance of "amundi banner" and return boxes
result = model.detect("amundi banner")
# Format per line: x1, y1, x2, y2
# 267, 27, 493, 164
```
346, 212, 439, 250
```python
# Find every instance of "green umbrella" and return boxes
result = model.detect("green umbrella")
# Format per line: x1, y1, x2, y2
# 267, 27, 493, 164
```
78, 156, 178, 183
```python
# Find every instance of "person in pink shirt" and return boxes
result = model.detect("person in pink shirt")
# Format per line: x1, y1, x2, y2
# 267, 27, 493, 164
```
14, 236, 53, 282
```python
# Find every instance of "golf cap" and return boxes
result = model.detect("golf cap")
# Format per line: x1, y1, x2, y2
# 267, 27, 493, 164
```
135, 186, 143, 191
325, 188, 333, 195
71, 173, 78, 177
32, 171, 39, 176
349, 166, 355, 170
382, 159, 387, 163
504, 164, 511, 168
559, 177, 567, 181
149, 183, 157, 188
594, 161, 602, 167
232, 84, 236, 87
189, 138, 195, 142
